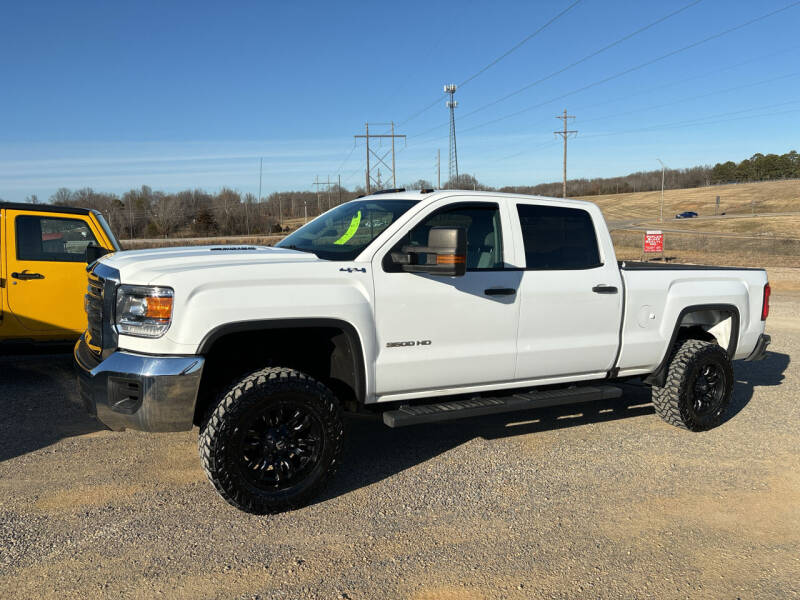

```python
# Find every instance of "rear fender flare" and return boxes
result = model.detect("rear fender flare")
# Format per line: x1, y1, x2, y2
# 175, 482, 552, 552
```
643, 303, 739, 387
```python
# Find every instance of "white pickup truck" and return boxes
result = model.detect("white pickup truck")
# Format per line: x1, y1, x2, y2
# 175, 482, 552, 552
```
75, 190, 771, 514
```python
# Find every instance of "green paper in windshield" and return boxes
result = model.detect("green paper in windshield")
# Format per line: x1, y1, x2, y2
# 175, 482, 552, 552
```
334, 210, 361, 245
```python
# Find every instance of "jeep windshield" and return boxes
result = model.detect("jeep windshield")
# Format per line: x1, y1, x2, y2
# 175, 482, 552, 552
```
276, 199, 418, 260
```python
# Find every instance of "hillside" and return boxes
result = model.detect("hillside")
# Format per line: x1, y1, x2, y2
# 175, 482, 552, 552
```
579, 179, 800, 224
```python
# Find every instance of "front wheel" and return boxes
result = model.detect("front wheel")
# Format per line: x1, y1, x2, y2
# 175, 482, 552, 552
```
651, 339, 734, 431
199, 367, 344, 514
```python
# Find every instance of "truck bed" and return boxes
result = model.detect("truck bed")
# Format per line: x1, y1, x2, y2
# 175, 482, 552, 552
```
619, 261, 765, 272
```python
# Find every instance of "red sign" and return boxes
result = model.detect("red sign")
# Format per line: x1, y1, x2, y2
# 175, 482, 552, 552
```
644, 230, 663, 253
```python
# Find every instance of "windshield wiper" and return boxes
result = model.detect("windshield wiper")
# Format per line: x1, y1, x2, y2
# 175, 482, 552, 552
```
283, 244, 317, 255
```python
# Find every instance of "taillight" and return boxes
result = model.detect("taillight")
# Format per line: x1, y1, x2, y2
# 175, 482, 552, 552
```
761, 283, 771, 321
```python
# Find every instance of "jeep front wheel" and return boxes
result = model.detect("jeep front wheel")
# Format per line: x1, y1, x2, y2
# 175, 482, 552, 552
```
199, 367, 344, 514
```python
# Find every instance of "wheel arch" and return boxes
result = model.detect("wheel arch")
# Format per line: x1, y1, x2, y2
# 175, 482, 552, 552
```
644, 303, 739, 387
194, 318, 367, 425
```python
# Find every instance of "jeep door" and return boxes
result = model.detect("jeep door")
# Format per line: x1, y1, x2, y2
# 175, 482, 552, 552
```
5, 210, 100, 334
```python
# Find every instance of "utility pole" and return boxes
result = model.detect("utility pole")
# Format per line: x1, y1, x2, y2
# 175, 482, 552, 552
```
437, 149, 441, 188
354, 122, 406, 194
326, 175, 331, 209
312, 176, 334, 212
445, 84, 459, 184
554, 109, 577, 198
657, 158, 666, 223
258, 157, 263, 202
338, 174, 341, 206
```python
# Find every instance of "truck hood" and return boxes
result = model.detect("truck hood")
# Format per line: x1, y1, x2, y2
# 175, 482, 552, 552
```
97, 245, 320, 283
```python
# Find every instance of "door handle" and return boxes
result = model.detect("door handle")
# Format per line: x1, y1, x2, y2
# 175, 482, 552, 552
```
484, 287, 517, 296
11, 271, 45, 281
592, 284, 618, 294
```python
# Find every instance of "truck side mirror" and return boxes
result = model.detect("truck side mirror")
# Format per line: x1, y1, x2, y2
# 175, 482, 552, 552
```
86, 244, 110, 264
400, 226, 467, 277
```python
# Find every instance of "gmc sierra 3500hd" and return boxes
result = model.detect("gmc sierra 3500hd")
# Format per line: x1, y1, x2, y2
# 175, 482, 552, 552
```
74, 190, 771, 514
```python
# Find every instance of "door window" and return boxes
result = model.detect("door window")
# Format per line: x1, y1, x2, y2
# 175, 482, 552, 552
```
387, 203, 504, 271
16, 215, 99, 262
516, 204, 601, 269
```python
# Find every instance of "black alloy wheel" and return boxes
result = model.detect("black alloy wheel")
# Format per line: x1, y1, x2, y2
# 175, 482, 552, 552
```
689, 362, 727, 419
200, 367, 344, 514
235, 401, 325, 491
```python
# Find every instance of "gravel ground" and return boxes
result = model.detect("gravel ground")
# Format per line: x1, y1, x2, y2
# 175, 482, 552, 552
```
1, 295, 798, 600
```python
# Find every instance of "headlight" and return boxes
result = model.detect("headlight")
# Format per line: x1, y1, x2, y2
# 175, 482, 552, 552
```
115, 285, 174, 338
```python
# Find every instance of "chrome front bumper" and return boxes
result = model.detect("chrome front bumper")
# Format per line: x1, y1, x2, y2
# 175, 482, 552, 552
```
74, 336, 204, 432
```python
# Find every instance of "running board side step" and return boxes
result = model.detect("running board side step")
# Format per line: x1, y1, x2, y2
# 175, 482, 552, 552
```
382, 385, 623, 428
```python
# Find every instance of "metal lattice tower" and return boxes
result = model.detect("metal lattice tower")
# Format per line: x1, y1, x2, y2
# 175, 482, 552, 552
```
444, 84, 458, 184
354, 122, 406, 194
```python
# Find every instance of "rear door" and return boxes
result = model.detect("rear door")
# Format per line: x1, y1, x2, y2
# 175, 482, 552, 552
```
371, 198, 521, 398
513, 201, 623, 380
5, 210, 100, 334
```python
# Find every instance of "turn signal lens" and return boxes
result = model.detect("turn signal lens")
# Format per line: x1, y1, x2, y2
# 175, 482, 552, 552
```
761, 283, 771, 321
436, 254, 466, 265
144, 296, 173, 320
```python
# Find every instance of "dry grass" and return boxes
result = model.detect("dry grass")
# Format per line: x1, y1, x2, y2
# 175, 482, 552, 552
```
121, 234, 284, 250
638, 215, 800, 237
580, 179, 800, 223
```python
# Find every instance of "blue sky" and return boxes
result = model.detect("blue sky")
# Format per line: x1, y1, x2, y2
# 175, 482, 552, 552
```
1, 0, 799, 202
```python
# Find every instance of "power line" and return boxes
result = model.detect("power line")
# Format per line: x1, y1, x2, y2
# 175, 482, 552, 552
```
398, 0, 585, 127
334, 143, 357, 174
579, 100, 800, 140
406, 0, 704, 140
477, 63, 800, 162
579, 71, 800, 126
458, 0, 585, 88
459, 0, 704, 122
412, 0, 800, 142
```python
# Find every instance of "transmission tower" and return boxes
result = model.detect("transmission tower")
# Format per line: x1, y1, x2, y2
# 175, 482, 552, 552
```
354, 122, 406, 194
554, 109, 577, 198
312, 175, 335, 212
444, 84, 459, 184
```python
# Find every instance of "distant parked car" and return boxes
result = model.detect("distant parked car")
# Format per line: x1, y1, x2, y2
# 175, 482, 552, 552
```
675, 211, 698, 219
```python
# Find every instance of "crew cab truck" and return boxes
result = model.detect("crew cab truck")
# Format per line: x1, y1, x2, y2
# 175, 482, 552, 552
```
74, 190, 771, 514
1, 202, 120, 344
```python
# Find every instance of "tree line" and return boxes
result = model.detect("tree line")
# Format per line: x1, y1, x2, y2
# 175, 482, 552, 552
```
18, 150, 798, 240
709, 151, 800, 184
44, 185, 367, 239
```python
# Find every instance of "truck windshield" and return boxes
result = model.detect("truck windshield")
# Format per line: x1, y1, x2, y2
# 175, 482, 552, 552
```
276, 199, 418, 260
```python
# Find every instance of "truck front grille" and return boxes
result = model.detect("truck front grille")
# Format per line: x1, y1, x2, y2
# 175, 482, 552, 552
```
86, 273, 105, 354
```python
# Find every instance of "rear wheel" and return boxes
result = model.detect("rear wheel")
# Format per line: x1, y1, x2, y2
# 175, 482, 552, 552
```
651, 339, 733, 431
199, 367, 344, 514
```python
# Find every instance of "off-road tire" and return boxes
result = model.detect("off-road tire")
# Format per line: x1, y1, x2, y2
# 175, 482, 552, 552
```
199, 367, 344, 514
651, 339, 733, 431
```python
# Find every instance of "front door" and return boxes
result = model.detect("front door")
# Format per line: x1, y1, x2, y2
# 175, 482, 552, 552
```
5, 210, 99, 334
371, 199, 521, 398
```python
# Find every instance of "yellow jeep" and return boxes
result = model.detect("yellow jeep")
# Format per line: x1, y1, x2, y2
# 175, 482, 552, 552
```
0, 202, 120, 343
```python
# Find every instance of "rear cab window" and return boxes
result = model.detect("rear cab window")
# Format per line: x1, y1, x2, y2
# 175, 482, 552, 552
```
16, 215, 100, 262
516, 203, 601, 270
